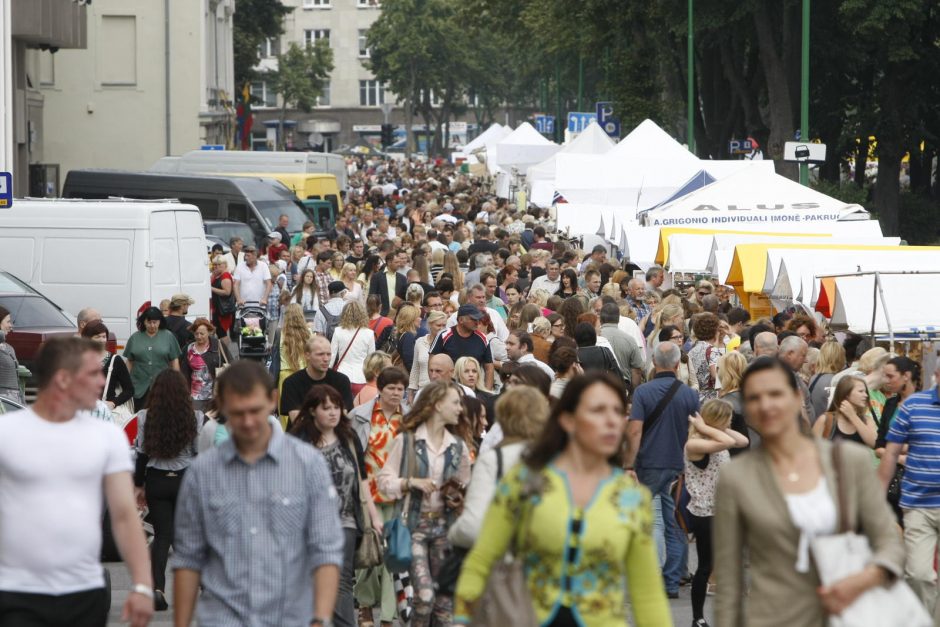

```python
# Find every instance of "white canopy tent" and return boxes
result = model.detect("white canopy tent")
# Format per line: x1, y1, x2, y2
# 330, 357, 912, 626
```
494, 122, 559, 171
452, 123, 510, 167
826, 273, 940, 337
527, 122, 614, 208
552, 119, 774, 209
641, 168, 870, 228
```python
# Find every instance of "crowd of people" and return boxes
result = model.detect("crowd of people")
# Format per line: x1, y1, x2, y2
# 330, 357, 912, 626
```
0, 155, 936, 627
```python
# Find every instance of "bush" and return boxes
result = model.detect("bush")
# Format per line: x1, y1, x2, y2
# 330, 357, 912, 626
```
811, 179, 870, 207
898, 192, 940, 245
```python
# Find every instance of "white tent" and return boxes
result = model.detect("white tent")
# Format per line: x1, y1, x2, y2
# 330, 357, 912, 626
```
552, 119, 775, 208
555, 203, 635, 240
826, 273, 940, 335
619, 225, 662, 270
494, 122, 559, 171
527, 122, 614, 208
462, 123, 506, 153
641, 168, 869, 227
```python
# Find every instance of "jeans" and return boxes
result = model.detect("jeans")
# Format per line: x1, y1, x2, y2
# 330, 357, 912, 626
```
637, 466, 688, 593
0, 587, 108, 627
686, 512, 713, 621
334, 528, 357, 627
145, 468, 185, 592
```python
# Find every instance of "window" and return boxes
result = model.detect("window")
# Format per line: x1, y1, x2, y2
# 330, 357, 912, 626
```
316, 82, 331, 107
226, 203, 250, 224
98, 15, 137, 85
358, 29, 370, 57
304, 29, 330, 47
257, 37, 278, 58
303, 0, 331, 8
250, 81, 277, 108
359, 80, 385, 107
179, 198, 220, 220
357, 0, 381, 6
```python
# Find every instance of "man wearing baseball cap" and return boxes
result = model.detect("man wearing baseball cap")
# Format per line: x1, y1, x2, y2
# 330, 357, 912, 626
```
166, 293, 195, 351
430, 304, 494, 389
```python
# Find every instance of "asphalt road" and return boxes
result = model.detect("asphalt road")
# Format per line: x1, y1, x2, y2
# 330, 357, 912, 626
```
105, 563, 703, 626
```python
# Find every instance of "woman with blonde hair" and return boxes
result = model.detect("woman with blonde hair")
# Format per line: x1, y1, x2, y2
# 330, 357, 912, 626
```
684, 399, 749, 625
430, 247, 446, 282
530, 316, 553, 363
809, 340, 846, 418
647, 302, 685, 354
442, 252, 463, 291
394, 302, 421, 372
718, 350, 751, 452
409, 310, 448, 401
378, 381, 472, 627
272, 304, 313, 426
330, 301, 375, 396
455, 356, 495, 399
449, 386, 550, 548
340, 262, 363, 304
352, 351, 393, 407
413, 253, 432, 286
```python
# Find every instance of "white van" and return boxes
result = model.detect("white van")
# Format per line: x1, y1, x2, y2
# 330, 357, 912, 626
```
151, 149, 348, 190
0, 199, 210, 345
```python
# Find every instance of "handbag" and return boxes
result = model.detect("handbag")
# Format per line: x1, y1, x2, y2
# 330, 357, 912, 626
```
216, 275, 237, 316
383, 431, 417, 573
215, 342, 230, 378
809, 442, 932, 627
469, 468, 540, 627
349, 439, 384, 569
332, 327, 361, 371
103, 355, 135, 428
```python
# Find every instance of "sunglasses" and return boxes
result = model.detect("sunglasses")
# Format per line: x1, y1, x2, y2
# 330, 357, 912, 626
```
697, 291, 709, 297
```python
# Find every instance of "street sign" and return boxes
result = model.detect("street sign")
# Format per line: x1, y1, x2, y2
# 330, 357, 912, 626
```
535, 115, 555, 135
729, 139, 756, 155
784, 141, 827, 164
200, 144, 225, 151
0, 172, 11, 208
567, 112, 596, 133
595, 101, 621, 138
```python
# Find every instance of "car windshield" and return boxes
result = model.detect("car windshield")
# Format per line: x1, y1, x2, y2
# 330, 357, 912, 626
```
0, 272, 34, 295
206, 222, 256, 246
0, 295, 74, 328
253, 200, 309, 233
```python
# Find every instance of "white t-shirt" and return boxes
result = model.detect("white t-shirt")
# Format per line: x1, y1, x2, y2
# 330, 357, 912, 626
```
0, 409, 133, 593
233, 262, 272, 304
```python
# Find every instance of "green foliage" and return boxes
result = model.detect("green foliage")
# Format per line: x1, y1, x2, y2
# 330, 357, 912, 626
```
897, 192, 940, 245
233, 0, 291, 87
811, 180, 869, 208
273, 40, 334, 114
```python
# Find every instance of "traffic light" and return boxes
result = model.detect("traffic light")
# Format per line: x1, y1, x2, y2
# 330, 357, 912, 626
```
380, 124, 393, 148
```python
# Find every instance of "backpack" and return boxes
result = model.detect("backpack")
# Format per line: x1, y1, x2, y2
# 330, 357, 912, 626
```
319, 304, 342, 341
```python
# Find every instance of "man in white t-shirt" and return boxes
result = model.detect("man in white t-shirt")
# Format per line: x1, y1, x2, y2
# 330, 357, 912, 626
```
232, 245, 272, 307
0, 337, 153, 626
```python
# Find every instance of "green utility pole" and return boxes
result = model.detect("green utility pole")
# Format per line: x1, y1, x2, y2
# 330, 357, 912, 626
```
800, 0, 810, 186
555, 59, 562, 143
577, 55, 584, 112
687, 0, 695, 154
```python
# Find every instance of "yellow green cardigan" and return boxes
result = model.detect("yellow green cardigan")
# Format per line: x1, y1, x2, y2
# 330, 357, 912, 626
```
454, 463, 671, 627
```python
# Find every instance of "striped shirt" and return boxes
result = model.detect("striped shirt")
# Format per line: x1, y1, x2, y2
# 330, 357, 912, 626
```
886, 387, 940, 509
171, 424, 345, 626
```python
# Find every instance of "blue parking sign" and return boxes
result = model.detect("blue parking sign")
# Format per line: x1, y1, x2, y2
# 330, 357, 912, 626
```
595, 101, 621, 138
0, 172, 11, 208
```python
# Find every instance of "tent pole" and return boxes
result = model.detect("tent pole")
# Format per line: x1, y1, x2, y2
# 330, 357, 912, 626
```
874, 272, 895, 353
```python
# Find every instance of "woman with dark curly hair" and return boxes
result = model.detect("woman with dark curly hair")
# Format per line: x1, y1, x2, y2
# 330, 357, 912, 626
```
133, 369, 202, 611
289, 385, 381, 627
689, 312, 725, 402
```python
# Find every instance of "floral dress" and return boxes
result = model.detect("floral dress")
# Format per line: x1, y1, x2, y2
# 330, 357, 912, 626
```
688, 340, 724, 401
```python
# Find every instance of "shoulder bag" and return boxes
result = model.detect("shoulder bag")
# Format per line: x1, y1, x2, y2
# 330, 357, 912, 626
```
332, 327, 361, 371
641, 379, 683, 437
383, 431, 417, 573
809, 442, 931, 627
215, 342, 229, 379
469, 466, 540, 627
349, 438, 384, 569
103, 354, 135, 428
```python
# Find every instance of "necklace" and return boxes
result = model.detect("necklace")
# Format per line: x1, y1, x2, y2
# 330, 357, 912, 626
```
787, 472, 800, 482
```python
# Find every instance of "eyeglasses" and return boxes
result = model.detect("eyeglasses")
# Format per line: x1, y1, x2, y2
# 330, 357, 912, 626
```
670, 335, 684, 341
697, 291, 709, 297
552, 322, 564, 328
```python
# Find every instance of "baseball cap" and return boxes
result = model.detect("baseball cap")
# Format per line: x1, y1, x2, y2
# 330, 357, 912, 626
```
457, 304, 484, 320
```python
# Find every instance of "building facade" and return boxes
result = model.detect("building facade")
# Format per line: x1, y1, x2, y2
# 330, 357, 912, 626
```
3, 0, 87, 197
37, 0, 235, 189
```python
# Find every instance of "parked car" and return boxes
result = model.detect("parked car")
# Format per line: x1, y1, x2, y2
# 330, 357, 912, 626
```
203, 220, 256, 250
0, 271, 78, 400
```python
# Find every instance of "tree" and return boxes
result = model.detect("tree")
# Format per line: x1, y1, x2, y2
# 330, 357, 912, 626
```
233, 0, 292, 88
272, 40, 334, 150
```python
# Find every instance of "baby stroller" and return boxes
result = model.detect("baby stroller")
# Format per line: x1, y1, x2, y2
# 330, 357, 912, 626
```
232, 303, 271, 361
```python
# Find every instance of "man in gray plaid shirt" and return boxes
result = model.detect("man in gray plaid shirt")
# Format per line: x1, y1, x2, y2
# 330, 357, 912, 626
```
172, 360, 344, 627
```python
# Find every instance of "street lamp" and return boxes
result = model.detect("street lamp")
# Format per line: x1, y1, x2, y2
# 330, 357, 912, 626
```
799, 0, 810, 186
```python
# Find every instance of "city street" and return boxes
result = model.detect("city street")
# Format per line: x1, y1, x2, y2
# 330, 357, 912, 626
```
104, 563, 702, 626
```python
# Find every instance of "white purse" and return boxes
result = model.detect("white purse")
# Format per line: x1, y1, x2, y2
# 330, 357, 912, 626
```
810, 443, 932, 627
103, 355, 135, 428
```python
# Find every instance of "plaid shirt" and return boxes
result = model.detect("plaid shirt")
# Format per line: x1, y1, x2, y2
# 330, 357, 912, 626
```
627, 296, 651, 322
171, 425, 345, 626
315, 271, 332, 304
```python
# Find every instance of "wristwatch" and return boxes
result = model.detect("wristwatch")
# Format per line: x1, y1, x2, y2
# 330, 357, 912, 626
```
310, 619, 334, 627
130, 583, 154, 599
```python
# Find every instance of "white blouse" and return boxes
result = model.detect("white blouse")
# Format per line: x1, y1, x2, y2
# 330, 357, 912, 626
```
329, 326, 375, 384
784, 478, 838, 573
